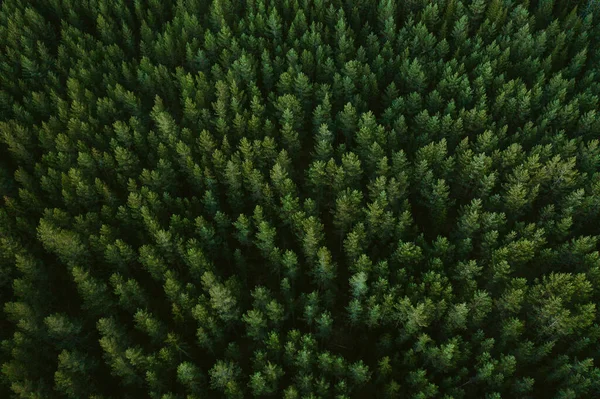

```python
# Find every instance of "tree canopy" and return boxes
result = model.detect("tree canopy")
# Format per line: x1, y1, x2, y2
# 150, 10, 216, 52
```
1, 0, 600, 398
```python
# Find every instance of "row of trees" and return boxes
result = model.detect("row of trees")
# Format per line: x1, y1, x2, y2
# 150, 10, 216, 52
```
1, 0, 600, 397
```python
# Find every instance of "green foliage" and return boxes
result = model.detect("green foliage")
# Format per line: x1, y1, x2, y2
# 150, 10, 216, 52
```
1, 0, 600, 398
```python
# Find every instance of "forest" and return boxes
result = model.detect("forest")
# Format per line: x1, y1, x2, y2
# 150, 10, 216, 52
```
1, 0, 600, 398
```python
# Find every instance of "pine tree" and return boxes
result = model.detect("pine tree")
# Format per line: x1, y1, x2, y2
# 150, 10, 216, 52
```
2, 1, 600, 397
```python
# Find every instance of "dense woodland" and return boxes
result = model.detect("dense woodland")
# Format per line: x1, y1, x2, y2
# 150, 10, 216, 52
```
1, 0, 600, 397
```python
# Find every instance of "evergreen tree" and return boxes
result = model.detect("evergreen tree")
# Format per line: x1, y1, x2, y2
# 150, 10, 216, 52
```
1, 0, 600, 397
